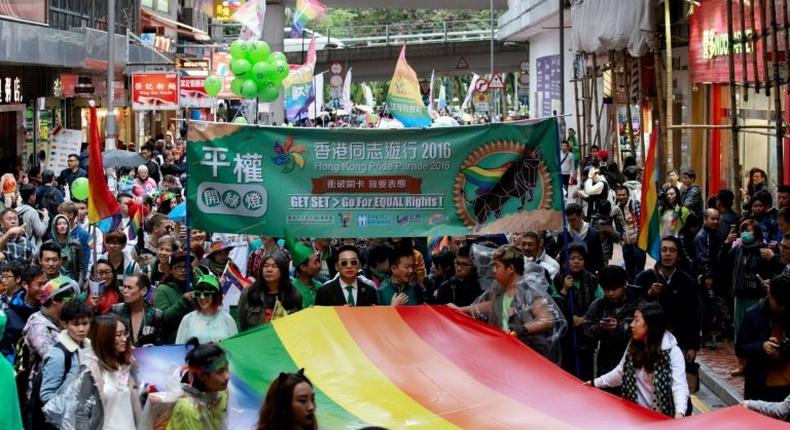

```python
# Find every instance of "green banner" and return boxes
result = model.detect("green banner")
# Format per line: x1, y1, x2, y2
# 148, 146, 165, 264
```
186, 119, 563, 238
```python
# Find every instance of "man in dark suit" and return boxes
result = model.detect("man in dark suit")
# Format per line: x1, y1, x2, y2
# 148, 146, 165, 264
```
315, 245, 378, 306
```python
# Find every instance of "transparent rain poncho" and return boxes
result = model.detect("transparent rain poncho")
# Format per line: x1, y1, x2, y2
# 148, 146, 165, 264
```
469, 244, 568, 363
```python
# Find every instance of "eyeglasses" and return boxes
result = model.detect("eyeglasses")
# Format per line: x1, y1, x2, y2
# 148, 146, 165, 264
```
455, 261, 473, 267
194, 291, 216, 299
339, 259, 359, 267
95, 270, 113, 277
172, 265, 187, 271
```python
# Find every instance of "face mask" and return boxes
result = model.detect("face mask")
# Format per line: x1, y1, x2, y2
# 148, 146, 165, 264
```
740, 232, 755, 244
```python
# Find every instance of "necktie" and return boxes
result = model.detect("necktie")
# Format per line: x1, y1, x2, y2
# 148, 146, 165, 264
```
345, 286, 355, 306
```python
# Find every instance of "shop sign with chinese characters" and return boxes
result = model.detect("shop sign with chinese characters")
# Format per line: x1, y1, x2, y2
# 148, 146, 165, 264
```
132, 73, 179, 111
0, 76, 23, 104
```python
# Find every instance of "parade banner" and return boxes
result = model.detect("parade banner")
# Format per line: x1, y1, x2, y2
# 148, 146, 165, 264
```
136, 307, 783, 429
187, 119, 564, 237
131, 73, 179, 111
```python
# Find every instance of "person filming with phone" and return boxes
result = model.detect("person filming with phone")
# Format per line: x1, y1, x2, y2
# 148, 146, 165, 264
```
582, 265, 642, 378
0, 208, 33, 265
721, 219, 781, 376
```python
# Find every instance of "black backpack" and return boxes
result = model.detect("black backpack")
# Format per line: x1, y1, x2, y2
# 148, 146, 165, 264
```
38, 188, 60, 217
27, 342, 72, 429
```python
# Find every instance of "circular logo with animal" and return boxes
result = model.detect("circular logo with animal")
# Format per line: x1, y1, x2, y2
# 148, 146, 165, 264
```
453, 140, 556, 233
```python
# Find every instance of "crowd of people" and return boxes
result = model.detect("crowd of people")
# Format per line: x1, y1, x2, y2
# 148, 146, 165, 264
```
1, 128, 790, 429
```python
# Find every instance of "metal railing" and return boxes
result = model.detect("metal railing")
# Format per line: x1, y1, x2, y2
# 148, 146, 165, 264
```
48, 0, 136, 34
217, 19, 496, 48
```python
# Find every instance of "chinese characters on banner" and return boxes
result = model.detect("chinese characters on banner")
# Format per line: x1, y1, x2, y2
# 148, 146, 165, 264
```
131, 73, 179, 111
187, 120, 564, 238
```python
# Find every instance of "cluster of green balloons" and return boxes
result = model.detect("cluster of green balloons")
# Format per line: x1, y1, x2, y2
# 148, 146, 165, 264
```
232, 40, 289, 102
203, 40, 289, 102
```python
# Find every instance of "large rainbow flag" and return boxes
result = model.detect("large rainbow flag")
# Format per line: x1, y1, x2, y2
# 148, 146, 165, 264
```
87, 103, 120, 224
385, 45, 432, 128
135, 307, 783, 429
637, 130, 661, 259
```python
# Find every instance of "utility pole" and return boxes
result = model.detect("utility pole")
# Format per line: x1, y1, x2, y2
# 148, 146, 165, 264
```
490, 0, 495, 123
663, 0, 673, 171
106, 0, 116, 149
559, 0, 565, 117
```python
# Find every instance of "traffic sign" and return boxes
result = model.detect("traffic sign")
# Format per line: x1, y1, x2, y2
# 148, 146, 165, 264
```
489, 73, 505, 89
519, 73, 529, 85
520, 61, 529, 73
456, 57, 469, 70
475, 79, 489, 93
330, 62, 342, 75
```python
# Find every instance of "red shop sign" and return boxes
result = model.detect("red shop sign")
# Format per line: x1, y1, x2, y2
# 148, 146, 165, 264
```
132, 73, 179, 110
689, 0, 786, 84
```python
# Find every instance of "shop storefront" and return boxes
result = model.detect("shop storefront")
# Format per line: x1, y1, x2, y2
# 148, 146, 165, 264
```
0, 65, 59, 170
688, 0, 788, 195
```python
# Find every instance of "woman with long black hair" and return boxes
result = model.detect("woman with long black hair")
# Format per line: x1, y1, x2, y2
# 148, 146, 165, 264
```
256, 369, 318, 430
238, 252, 302, 331
588, 302, 689, 418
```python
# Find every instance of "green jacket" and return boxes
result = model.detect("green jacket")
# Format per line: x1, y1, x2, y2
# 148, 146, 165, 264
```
153, 281, 192, 344
378, 278, 424, 306
292, 277, 321, 308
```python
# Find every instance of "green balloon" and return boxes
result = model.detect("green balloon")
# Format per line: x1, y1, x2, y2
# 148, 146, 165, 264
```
270, 51, 287, 63
273, 59, 290, 81
249, 41, 271, 63
230, 77, 244, 96
257, 80, 280, 102
229, 40, 245, 59
71, 177, 89, 201
232, 116, 248, 124
238, 41, 252, 59
252, 60, 277, 83
203, 76, 222, 97
230, 59, 251, 77
241, 79, 259, 99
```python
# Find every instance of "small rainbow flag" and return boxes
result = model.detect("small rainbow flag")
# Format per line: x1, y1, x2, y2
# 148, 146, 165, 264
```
291, 0, 326, 37
220, 260, 253, 294
87, 104, 120, 224
134, 307, 773, 429
463, 163, 514, 195
637, 130, 661, 260
127, 199, 146, 241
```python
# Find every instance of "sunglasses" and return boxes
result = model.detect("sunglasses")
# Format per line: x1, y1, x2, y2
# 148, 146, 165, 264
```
194, 290, 217, 299
339, 259, 359, 268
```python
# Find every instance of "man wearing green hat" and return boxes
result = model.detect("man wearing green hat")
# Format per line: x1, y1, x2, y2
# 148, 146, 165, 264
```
284, 230, 322, 308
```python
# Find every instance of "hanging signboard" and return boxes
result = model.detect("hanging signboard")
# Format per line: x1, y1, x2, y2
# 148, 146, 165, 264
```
132, 73, 179, 111
187, 120, 564, 237
179, 75, 214, 108
46, 128, 83, 175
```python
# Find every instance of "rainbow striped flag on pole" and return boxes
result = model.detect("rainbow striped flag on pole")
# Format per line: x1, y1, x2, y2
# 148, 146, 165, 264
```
637, 130, 661, 259
291, 0, 327, 37
385, 45, 431, 128
87, 103, 120, 225
282, 37, 317, 122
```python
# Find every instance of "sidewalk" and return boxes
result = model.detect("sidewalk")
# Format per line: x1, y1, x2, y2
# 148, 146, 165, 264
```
698, 341, 744, 406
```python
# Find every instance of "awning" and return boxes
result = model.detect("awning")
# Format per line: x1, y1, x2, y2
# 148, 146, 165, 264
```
140, 9, 210, 42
